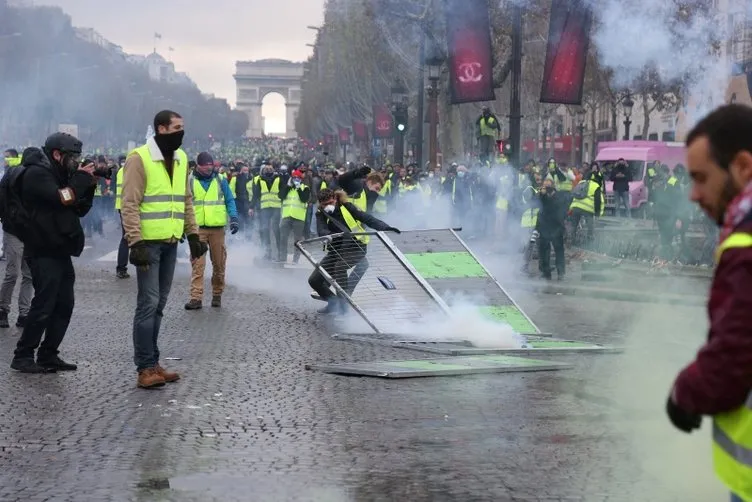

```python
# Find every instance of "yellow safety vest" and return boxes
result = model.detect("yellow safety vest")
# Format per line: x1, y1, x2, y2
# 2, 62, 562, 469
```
352, 189, 367, 212
282, 184, 308, 221
259, 177, 281, 209
668, 176, 678, 187
557, 172, 573, 192
192, 177, 227, 227
712, 232, 752, 500
340, 204, 369, 244
520, 208, 539, 228
479, 116, 497, 137
229, 177, 237, 197
570, 180, 605, 216
115, 166, 124, 210
133, 145, 188, 241
6, 156, 21, 168
496, 176, 511, 211
320, 181, 328, 191
373, 179, 391, 215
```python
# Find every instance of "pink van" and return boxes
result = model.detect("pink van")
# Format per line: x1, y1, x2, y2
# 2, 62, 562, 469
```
595, 141, 687, 217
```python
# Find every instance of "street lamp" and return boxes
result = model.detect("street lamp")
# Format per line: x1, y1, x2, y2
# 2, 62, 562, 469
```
576, 107, 586, 166
425, 41, 444, 171
622, 93, 634, 140
390, 80, 408, 166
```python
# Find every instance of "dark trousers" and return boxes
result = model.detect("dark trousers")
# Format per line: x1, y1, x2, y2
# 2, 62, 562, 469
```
117, 212, 129, 272
308, 240, 367, 299
14, 256, 75, 361
656, 217, 675, 259
258, 208, 281, 259
538, 234, 565, 278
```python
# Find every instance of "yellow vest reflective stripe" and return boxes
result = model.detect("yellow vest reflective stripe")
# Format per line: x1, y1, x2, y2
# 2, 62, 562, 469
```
713, 232, 752, 499
373, 180, 390, 214
520, 208, 538, 228
193, 177, 227, 227
115, 167, 124, 210
135, 145, 188, 240
340, 205, 369, 244
479, 117, 497, 137
570, 180, 604, 216
259, 177, 281, 209
229, 177, 237, 197
282, 184, 308, 221
352, 189, 367, 211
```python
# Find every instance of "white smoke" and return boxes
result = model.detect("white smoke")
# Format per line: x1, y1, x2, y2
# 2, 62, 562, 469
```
590, 0, 730, 127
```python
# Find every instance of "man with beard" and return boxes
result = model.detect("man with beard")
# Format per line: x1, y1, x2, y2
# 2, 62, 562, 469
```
121, 110, 207, 388
667, 104, 752, 502
10, 133, 96, 373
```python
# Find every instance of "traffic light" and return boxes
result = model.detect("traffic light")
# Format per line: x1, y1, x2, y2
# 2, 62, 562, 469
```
393, 106, 407, 135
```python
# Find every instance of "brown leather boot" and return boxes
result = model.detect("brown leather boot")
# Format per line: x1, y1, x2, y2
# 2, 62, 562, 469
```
137, 368, 165, 388
211, 295, 221, 308
155, 364, 180, 383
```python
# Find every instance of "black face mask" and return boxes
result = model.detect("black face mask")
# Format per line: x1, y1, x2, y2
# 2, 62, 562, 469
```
154, 130, 184, 156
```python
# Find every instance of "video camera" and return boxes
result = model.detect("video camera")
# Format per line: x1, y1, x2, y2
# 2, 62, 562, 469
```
81, 158, 113, 179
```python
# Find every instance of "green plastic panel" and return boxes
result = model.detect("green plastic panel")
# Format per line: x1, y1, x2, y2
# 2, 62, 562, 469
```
478, 306, 538, 334
404, 252, 488, 279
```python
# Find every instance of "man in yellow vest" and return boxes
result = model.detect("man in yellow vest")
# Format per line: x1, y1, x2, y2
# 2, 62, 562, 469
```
668, 104, 752, 502
3, 149, 22, 171
121, 110, 207, 389
250, 164, 282, 261
309, 188, 400, 315
569, 172, 604, 243
114, 155, 130, 278
185, 152, 239, 310
278, 169, 310, 264
476, 107, 500, 164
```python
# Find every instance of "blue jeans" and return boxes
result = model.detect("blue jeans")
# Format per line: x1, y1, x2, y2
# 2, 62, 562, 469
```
132, 242, 177, 371
616, 191, 630, 217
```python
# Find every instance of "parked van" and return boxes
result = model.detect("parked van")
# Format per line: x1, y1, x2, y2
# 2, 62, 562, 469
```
595, 141, 687, 216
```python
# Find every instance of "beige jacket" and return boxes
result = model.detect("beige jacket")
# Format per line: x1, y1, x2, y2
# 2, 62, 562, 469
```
121, 137, 198, 246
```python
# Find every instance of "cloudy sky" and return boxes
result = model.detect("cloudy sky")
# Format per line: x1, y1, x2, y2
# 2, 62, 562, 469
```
35, 0, 324, 133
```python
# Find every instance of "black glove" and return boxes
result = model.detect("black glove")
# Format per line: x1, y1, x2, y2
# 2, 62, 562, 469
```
187, 233, 208, 259
358, 166, 371, 177
129, 241, 150, 268
229, 217, 239, 235
666, 395, 701, 433
387, 227, 401, 234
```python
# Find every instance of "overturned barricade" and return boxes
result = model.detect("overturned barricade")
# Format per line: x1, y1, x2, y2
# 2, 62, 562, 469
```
296, 228, 617, 374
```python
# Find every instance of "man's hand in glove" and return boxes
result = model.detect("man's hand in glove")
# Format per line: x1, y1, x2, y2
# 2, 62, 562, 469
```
387, 227, 401, 234
229, 217, 239, 235
187, 234, 209, 261
666, 394, 701, 433
129, 241, 151, 269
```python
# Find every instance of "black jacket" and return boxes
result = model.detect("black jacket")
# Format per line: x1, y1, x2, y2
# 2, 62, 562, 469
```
278, 175, 311, 205
536, 190, 569, 239
20, 147, 95, 257
610, 164, 632, 193
337, 167, 379, 212
316, 201, 391, 243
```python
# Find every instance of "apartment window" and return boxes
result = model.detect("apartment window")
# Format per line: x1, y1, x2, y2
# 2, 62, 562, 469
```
662, 131, 676, 141
634, 135, 643, 140
648, 133, 659, 141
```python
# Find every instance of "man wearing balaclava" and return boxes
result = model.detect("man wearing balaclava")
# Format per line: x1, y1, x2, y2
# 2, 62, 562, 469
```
10, 133, 96, 374
667, 104, 752, 502
121, 109, 208, 389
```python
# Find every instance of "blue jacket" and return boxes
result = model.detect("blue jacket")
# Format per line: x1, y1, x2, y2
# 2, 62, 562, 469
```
195, 174, 238, 220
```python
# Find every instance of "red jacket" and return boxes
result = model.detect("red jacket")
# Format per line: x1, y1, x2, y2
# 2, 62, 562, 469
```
673, 218, 752, 414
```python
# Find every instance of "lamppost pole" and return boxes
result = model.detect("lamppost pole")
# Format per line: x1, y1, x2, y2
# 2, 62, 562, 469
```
622, 92, 634, 140
508, 3, 523, 172
391, 81, 408, 167
425, 39, 444, 171
577, 108, 586, 166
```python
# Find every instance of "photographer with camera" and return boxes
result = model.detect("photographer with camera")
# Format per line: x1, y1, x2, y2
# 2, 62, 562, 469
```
9, 132, 97, 374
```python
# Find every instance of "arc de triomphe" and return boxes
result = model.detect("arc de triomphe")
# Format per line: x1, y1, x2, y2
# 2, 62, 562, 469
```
233, 59, 304, 138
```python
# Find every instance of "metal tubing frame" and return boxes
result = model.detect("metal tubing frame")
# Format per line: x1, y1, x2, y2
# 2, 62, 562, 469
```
449, 228, 541, 334
295, 233, 381, 334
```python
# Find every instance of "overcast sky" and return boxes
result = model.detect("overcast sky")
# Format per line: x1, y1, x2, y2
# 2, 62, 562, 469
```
35, 0, 324, 133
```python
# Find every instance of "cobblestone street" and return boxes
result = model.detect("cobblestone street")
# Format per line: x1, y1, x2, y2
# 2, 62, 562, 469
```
0, 241, 722, 501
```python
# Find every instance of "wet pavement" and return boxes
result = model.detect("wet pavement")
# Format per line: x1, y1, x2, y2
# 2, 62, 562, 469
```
0, 234, 724, 501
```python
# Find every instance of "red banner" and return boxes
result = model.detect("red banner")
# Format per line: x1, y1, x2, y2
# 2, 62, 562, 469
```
372, 104, 392, 139
352, 120, 368, 142
445, 0, 496, 104
338, 127, 351, 145
540, 0, 592, 105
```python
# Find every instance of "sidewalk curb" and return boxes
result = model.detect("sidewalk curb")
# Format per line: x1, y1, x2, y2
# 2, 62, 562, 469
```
504, 281, 706, 306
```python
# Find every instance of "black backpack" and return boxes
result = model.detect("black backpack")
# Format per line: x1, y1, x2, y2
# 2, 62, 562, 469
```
0, 166, 34, 241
